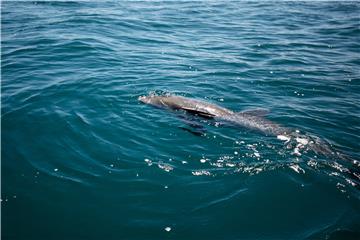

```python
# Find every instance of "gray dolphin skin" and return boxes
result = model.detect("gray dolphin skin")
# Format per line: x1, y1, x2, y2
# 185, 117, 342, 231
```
138, 94, 290, 136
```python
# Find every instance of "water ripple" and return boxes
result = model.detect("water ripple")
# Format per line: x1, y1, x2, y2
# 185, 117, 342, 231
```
2, 1, 360, 239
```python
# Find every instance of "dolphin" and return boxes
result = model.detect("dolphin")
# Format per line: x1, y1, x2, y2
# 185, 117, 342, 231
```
138, 94, 347, 156
138, 94, 291, 137
138, 94, 360, 183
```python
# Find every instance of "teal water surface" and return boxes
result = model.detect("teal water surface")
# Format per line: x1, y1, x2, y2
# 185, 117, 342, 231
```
2, 1, 360, 239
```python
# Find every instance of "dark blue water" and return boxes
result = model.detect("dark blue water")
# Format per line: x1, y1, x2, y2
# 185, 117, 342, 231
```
2, 1, 360, 239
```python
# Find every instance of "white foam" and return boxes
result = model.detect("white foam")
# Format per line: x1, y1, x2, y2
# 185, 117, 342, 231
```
277, 135, 290, 141
225, 163, 236, 167
293, 148, 302, 156
192, 170, 211, 176
346, 178, 356, 187
296, 137, 309, 145
144, 158, 153, 166
158, 163, 173, 172
289, 164, 305, 174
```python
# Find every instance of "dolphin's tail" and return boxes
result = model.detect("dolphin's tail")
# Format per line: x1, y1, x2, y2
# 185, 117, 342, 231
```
289, 132, 346, 160
287, 132, 360, 184
306, 134, 336, 157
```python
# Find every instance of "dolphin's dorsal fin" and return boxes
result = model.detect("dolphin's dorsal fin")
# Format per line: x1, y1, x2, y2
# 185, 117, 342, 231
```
239, 109, 270, 117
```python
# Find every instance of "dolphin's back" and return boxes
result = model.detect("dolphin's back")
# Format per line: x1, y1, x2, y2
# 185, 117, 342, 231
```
222, 113, 290, 136
160, 96, 233, 117
141, 95, 289, 135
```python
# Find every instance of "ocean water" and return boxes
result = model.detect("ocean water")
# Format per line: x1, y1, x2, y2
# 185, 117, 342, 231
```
2, 1, 360, 239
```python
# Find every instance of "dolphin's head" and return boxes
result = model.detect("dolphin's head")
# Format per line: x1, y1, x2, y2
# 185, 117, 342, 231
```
138, 95, 166, 107
138, 95, 152, 104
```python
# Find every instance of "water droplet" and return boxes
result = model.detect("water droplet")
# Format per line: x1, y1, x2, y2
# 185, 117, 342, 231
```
158, 163, 173, 172
144, 158, 153, 166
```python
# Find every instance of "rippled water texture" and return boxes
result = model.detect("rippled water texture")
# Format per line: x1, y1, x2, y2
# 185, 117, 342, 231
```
2, 1, 360, 239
